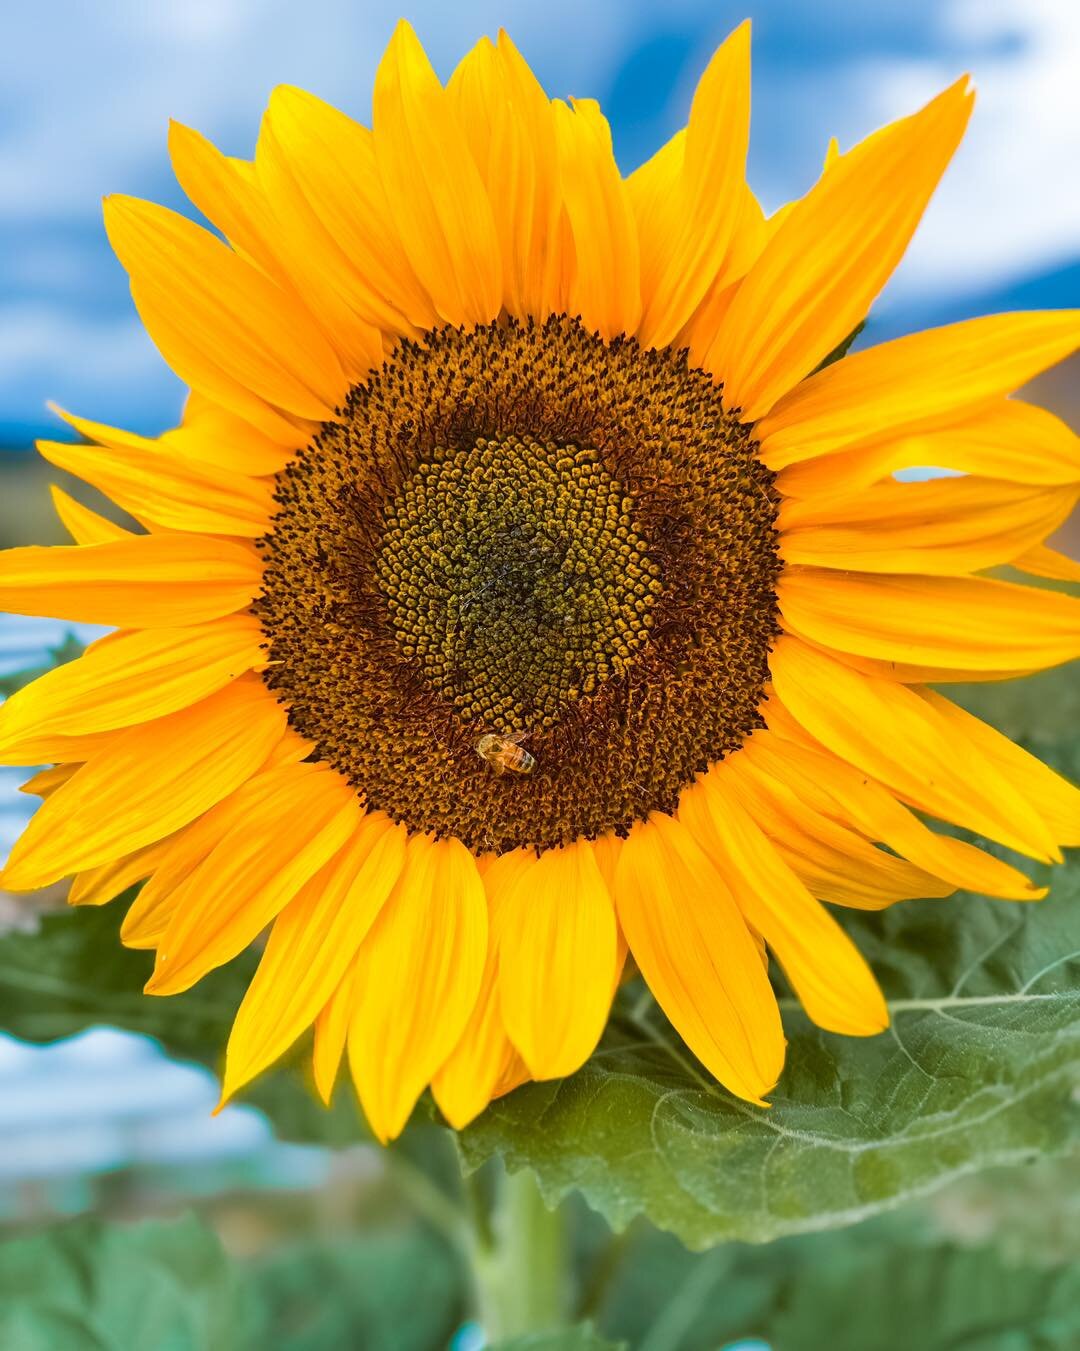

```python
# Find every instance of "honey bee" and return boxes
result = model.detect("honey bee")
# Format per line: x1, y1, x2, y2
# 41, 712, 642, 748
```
476, 733, 536, 776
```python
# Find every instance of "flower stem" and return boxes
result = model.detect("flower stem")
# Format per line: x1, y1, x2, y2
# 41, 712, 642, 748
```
467, 1165, 567, 1339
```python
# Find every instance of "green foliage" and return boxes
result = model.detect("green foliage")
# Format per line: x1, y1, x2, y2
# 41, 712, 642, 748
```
0, 1214, 245, 1350
4, 1197, 1079, 1351
491, 1327, 625, 1350
0, 1214, 465, 1351
757, 1227, 1080, 1351
244, 1229, 464, 1351
586, 1210, 1080, 1351
460, 872, 1080, 1247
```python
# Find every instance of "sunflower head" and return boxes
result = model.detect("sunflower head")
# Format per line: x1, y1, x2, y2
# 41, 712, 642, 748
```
1, 18, 1079, 1144
257, 314, 780, 854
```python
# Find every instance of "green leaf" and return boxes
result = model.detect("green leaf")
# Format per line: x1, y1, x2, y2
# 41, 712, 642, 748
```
759, 1225, 1080, 1351
589, 1211, 1080, 1351
491, 1327, 625, 1351
243, 1229, 464, 1351
0, 1214, 246, 1351
460, 867, 1080, 1247
0, 1213, 467, 1351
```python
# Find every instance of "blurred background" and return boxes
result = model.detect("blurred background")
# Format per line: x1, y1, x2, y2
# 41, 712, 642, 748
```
1, 1, 1078, 1345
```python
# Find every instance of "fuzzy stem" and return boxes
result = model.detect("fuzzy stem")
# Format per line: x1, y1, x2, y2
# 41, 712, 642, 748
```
467, 1165, 567, 1339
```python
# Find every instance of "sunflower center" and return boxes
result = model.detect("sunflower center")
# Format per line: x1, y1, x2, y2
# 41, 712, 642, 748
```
257, 316, 781, 854
375, 435, 661, 735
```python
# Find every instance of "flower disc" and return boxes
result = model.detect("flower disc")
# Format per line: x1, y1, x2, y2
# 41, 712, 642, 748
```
257, 316, 781, 852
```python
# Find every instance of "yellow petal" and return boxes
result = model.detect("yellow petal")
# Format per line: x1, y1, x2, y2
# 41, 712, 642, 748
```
627, 129, 684, 256
780, 477, 1076, 574
313, 963, 358, 1105
433, 847, 533, 1129
0, 534, 262, 628
69, 836, 175, 908
103, 194, 347, 420
257, 86, 434, 336
776, 399, 1080, 500
680, 193, 769, 371
169, 115, 384, 380
448, 32, 569, 320
167, 121, 285, 274
145, 296, 311, 445
778, 568, 1080, 675
785, 647, 1044, 686
50, 486, 132, 545
147, 764, 361, 995
1, 677, 286, 890
759, 312, 1080, 469
247, 122, 391, 376
768, 637, 1060, 862
613, 811, 784, 1105
38, 427, 275, 538
721, 749, 953, 909
120, 751, 311, 950
745, 725, 1044, 901
633, 22, 751, 349
171, 117, 382, 378
0, 615, 266, 764
552, 97, 641, 339
347, 833, 488, 1142
1012, 542, 1080, 584
174, 392, 300, 474
680, 774, 888, 1035
220, 812, 407, 1103
372, 20, 502, 327
497, 839, 618, 1080
710, 78, 973, 420
589, 830, 623, 898
19, 763, 80, 798
921, 690, 1080, 847
2, 726, 118, 767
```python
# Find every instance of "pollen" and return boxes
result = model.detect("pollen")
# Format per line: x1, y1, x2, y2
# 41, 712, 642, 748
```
257, 316, 781, 853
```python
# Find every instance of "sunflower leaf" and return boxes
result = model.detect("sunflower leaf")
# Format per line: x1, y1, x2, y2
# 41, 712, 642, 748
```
459, 863, 1080, 1248
0, 1214, 466, 1351
747, 1222, 1080, 1351
591, 1209, 1080, 1350
243, 1228, 465, 1351
0, 1213, 246, 1351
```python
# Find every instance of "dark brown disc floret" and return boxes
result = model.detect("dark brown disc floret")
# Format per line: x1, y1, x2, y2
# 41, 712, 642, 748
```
256, 315, 781, 853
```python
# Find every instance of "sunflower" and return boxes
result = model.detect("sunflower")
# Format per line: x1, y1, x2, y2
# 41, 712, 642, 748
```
2, 20, 1080, 1144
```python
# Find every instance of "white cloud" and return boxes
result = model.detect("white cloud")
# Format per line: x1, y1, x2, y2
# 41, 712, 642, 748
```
856, 0, 1080, 301
0, 302, 183, 430
0, 0, 630, 224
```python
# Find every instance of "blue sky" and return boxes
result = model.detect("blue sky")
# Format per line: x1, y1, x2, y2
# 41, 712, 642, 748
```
1, 0, 1078, 446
